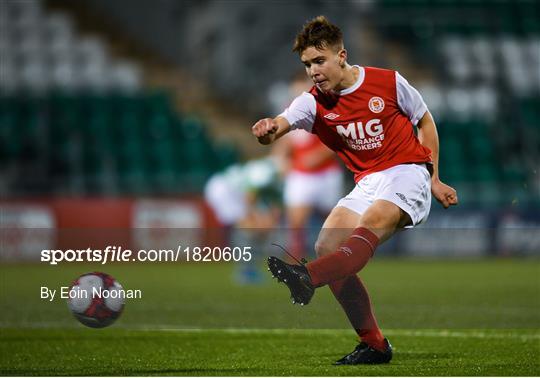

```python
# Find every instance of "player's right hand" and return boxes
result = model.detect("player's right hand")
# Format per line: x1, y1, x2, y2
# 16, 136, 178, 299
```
252, 118, 279, 142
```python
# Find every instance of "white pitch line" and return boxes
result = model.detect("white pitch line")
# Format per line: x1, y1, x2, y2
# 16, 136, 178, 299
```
148, 327, 540, 341
384, 329, 540, 342
1, 323, 538, 341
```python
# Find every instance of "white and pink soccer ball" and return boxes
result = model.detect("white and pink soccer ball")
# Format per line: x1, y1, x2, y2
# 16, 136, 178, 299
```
67, 272, 125, 328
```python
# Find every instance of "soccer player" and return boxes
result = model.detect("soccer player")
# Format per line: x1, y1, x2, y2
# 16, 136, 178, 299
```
251, 16, 458, 365
204, 158, 282, 283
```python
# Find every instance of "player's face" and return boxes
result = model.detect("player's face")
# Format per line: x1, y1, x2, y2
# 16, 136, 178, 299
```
300, 45, 346, 93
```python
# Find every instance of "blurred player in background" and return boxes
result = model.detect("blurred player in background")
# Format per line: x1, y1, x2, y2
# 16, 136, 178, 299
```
204, 158, 282, 284
272, 72, 343, 263
252, 16, 458, 364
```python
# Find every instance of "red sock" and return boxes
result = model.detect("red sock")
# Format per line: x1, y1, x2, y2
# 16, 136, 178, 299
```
306, 227, 379, 287
329, 275, 386, 351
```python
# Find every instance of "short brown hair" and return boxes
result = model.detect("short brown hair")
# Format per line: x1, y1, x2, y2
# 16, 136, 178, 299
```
293, 15, 343, 54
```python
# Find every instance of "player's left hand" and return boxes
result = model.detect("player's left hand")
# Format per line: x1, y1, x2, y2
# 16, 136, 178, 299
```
431, 179, 458, 209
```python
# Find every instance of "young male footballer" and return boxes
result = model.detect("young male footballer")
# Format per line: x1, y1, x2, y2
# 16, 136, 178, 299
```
251, 16, 458, 365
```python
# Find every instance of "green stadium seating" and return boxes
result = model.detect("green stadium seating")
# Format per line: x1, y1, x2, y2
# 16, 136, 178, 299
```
0, 91, 240, 195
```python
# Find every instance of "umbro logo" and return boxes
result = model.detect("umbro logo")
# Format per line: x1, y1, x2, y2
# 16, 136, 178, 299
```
395, 192, 412, 207
324, 113, 340, 120
339, 246, 352, 256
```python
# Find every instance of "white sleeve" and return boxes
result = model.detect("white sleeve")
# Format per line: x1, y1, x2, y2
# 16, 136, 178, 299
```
396, 72, 428, 126
278, 92, 316, 133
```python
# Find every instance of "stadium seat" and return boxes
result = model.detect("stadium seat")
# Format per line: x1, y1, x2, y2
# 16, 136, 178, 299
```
0, 101, 21, 161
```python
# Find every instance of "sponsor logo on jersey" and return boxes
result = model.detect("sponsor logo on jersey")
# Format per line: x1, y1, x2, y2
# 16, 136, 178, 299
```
369, 97, 385, 113
336, 119, 384, 151
324, 112, 340, 120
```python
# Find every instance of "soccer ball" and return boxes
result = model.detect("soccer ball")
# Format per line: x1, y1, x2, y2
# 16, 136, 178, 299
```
67, 272, 125, 328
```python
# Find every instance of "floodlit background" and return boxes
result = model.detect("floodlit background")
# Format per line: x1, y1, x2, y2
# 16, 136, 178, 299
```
1, 0, 539, 255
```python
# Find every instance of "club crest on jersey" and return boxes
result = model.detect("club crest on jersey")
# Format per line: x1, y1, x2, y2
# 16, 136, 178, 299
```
368, 97, 385, 113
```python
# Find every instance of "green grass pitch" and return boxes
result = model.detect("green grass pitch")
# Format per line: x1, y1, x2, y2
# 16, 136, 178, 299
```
1, 259, 539, 376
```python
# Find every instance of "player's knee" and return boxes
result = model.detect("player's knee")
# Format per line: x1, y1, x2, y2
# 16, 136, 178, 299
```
357, 212, 377, 228
357, 218, 386, 232
358, 209, 399, 232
